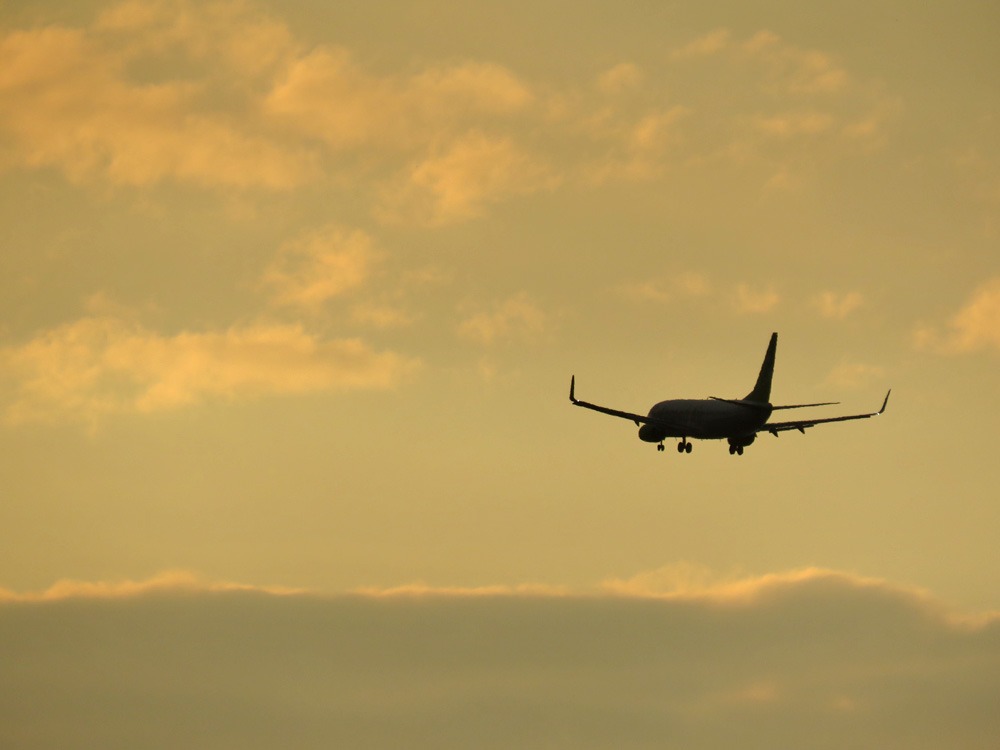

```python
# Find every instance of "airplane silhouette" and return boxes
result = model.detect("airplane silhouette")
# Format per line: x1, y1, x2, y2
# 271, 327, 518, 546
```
570, 332, 889, 455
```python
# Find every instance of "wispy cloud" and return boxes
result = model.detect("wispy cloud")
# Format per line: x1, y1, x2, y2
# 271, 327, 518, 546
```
595, 63, 644, 95
813, 290, 864, 319
0, 570, 304, 603
734, 283, 781, 314
823, 361, 886, 389
754, 111, 835, 137
740, 30, 849, 95
0, 5, 897, 221
0, 315, 419, 425
671, 28, 732, 59
457, 292, 552, 345
0, 4, 316, 188
915, 277, 1000, 354
350, 582, 570, 598
263, 224, 379, 311
377, 131, 557, 226
616, 272, 711, 304
265, 49, 533, 151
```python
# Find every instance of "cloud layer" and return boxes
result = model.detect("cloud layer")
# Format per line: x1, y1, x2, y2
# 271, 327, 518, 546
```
1, 568, 997, 749
0, 2, 895, 212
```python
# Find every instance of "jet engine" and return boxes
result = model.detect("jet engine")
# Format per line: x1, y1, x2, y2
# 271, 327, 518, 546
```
727, 434, 755, 455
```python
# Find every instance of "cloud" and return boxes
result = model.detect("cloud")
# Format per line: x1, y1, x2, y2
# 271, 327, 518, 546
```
350, 582, 570, 598
94, 0, 297, 75
0, 316, 419, 424
754, 111, 835, 137
0, 5, 896, 226
823, 362, 886, 390
579, 104, 691, 185
263, 224, 379, 311
0, 570, 303, 603
915, 277, 1000, 354
596, 63, 644, 95
734, 283, 780, 314
0, 2, 317, 189
457, 292, 552, 345
377, 131, 556, 226
265, 50, 533, 151
741, 31, 849, 95
616, 272, 711, 304
671, 28, 732, 59
813, 290, 864, 319
263, 47, 404, 150
349, 302, 415, 330
1, 568, 997, 750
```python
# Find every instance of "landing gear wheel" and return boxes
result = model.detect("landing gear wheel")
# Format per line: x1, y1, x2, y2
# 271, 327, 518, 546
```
657, 443, 665, 452
736, 446, 744, 455
685, 442, 692, 454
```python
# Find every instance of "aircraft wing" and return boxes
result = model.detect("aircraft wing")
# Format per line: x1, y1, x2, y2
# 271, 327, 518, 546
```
569, 376, 677, 429
761, 390, 890, 436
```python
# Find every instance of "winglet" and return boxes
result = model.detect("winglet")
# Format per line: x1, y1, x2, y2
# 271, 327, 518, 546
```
570, 375, 577, 404
878, 389, 891, 415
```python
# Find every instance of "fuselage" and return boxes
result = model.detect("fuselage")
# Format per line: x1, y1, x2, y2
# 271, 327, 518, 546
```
637, 399, 772, 443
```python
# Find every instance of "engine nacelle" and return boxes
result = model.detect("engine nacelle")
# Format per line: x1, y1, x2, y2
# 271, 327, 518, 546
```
728, 434, 756, 449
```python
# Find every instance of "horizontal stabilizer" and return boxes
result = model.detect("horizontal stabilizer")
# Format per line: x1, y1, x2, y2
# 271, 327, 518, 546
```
771, 401, 839, 410
763, 390, 890, 436
709, 396, 769, 410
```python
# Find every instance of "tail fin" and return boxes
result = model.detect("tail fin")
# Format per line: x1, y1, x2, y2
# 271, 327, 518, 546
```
744, 332, 777, 404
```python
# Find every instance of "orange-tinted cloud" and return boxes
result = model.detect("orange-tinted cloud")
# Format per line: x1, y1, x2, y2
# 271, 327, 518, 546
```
734, 283, 781, 314
457, 292, 552, 345
616, 272, 712, 305
377, 131, 557, 226
263, 224, 379, 311
823, 361, 886, 390
671, 28, 732, 59
0, 316, 419, 424
265, 50, 533, 151
915, 277, 1000, 354
0, 3, 316, 188
0, 569, 303, 603
813, 290, 865, 319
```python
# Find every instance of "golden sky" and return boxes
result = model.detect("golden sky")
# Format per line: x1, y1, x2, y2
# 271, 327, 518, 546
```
1, 1, 999, 744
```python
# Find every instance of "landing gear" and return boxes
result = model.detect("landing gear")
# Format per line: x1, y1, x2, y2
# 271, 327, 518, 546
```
657, 439, 692, 454
728, 444, 744, 456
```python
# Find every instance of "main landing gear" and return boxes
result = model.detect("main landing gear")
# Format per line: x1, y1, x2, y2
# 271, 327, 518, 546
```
728, 444, 744, 456
659, 439, 693, 453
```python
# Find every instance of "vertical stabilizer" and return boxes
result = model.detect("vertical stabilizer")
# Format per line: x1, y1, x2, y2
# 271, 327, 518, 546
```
744, 332, 777, 404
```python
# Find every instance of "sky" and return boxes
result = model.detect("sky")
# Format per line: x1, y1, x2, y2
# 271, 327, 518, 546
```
1, 0, 998, 746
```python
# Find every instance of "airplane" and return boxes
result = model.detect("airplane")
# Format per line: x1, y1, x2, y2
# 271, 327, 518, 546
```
569, 332, 889, 455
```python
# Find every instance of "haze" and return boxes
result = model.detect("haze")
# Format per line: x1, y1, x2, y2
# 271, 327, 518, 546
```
1, 1, 998, 747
